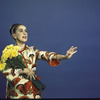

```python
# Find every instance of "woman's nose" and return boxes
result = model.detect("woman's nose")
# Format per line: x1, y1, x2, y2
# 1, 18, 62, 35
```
23, 31, 27, 35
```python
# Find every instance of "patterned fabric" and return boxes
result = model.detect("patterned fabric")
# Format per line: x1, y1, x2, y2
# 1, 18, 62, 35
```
2, 45, 61, 99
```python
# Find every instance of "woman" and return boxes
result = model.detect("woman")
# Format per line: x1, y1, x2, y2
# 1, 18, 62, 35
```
2, 24, 77, 99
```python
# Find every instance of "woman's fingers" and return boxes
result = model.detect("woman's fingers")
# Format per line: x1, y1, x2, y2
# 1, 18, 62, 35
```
73, 47, 77, 50
32, 73, 36, 80
69, 46, 73, 51
20, 68, 36, 81
74, 50, 77, 53
70, 46, 74, 49
28, 72, 36, 80
26, 74, 29, 79
69, 46, 77, 52
29, 75, 32, 81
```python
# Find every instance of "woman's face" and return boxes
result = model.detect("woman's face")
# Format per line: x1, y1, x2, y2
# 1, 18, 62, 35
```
12, 25, 28, 44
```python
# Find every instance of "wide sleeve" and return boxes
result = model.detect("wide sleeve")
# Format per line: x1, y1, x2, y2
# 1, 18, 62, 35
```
35, 48, 61, 66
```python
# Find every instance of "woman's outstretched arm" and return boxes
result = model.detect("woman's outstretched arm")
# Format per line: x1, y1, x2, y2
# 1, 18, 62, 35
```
52, 46, 77, 61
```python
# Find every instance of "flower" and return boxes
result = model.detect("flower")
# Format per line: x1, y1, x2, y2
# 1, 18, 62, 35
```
0, 61, 6, 71
14, 46, 20, 50
12, 50, 18, 57
2, 44, 13, 53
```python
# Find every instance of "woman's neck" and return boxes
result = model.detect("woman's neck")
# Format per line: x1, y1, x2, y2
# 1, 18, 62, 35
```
15, 42, 25, 51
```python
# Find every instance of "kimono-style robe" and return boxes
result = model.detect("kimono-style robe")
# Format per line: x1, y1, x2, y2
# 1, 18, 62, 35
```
2, 45, 61, 99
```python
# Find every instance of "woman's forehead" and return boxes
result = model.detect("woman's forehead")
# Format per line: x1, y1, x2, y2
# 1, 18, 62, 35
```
17, 25, 26, 29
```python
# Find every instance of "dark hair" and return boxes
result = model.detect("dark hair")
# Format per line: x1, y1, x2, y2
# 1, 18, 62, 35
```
9, 23, 23, 35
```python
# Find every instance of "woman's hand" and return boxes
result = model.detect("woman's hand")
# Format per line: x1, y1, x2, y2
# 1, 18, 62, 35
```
19, 68, 36, 80
65, 46, 77, 59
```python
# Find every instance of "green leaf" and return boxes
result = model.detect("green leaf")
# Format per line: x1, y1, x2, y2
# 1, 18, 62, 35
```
5, 55, 26, 70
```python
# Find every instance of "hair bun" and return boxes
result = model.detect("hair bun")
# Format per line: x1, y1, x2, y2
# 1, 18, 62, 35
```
9, 23, 22, 35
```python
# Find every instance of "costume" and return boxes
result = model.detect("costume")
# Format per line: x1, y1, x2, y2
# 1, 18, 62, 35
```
2, 45, 60, 99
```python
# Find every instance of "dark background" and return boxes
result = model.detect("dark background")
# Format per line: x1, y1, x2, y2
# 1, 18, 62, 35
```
0, 0, 100, 98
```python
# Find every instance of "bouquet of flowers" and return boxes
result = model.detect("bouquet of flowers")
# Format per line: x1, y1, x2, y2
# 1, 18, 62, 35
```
0, 44, 46, 92
0, 44, 26, 71
0, 44, 21, 71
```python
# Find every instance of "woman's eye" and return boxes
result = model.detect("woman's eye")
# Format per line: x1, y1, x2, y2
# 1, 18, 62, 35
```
19, 29, 23, 32
25, 29, 27, 32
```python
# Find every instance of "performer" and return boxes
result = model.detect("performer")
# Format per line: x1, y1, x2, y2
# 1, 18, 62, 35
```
2, 24, 77, 99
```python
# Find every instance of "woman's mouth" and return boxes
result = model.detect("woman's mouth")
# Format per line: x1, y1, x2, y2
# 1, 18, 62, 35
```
22, 36, 27, 39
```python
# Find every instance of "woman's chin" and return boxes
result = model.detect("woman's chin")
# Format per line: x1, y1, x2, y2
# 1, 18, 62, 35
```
21, 39, 27, 43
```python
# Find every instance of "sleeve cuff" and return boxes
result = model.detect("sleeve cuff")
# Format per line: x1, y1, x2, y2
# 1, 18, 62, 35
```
49, 53, 61, 66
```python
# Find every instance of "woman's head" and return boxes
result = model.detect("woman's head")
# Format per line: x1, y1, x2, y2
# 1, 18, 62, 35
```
9, 24, 28, 44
